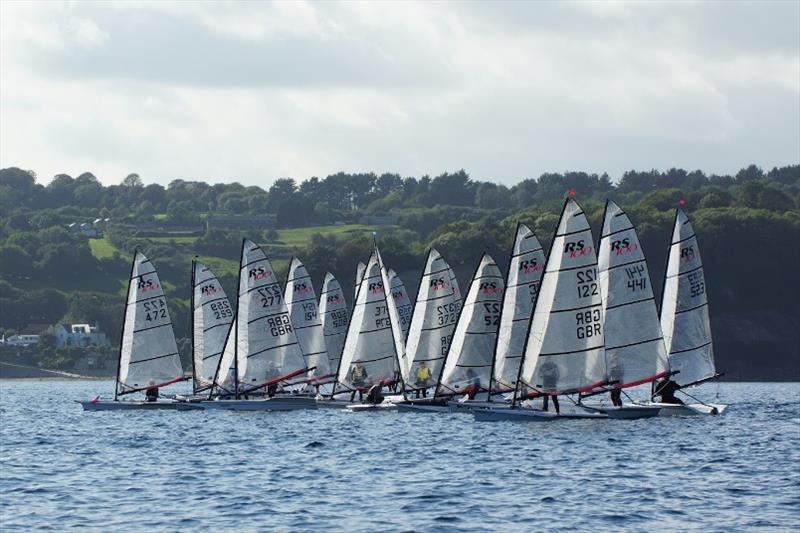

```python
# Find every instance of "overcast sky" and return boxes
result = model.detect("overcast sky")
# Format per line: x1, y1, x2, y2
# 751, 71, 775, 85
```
1, 1, 798, 187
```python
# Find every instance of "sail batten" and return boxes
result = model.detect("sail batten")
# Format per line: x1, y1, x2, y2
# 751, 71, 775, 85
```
659, 208, 716, 386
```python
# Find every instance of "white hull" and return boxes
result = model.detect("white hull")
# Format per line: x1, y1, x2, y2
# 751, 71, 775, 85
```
473, 406, 608, 422
346, 402, 399, 411
315, 398, 352, 409
193, 396, 318, 411
649, 402, 728, 417
79, 399, 186, 411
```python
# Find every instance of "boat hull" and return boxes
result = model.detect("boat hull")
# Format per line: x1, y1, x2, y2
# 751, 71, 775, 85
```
194, 396, 318, 411
447, 400, 506, 413
473, 406, 608, 422
395, 401, 449, 413
651, 402, 728, 417
577, 403, 662, 419
79, 400, 185, 411
347, 402, 399, 411
315, 398, 352, 409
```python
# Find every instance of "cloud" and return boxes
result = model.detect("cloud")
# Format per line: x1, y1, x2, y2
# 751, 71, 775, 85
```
0, 1, 798, 187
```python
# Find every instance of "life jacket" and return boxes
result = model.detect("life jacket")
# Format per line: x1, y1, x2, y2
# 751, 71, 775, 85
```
416, 366, 430, 382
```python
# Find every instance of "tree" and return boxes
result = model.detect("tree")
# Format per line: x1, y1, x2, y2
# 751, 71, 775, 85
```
266, 178, 299, 213
122, 173, 143, 188
0, 245, 33, 280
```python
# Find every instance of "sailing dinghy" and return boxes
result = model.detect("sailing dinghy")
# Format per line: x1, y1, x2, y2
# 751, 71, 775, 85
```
332, 247, 405, 410
398, 249, 460, 402
449, 224, 548, 413
400, 253, 505, 412
189, 260, 234, 395
652, 208, 726, 416
473, 199, 609, 422
80, 251, 187, 410
319, 273, 349, 375
284, 257, 333, 392
199, 239, 316, 411
580, 200, 669, 419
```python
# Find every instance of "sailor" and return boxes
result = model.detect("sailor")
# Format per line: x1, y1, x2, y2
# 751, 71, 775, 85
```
539, 361, 560, 415
610, 388, 623, 407
365, 384, 384, 405
349, 360, 368, 402
415, 361, 431, 398
145, 380, 159, 402
463, 368, 480, 400
655, 378, 683, 405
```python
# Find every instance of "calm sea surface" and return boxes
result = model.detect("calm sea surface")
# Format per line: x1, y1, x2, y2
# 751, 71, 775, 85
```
0, 381, 798, 531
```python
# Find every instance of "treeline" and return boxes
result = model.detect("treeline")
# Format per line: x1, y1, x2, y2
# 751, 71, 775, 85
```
0, 164, 798, 375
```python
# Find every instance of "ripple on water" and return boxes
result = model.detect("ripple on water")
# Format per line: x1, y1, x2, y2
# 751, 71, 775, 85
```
0, 381, 798, 531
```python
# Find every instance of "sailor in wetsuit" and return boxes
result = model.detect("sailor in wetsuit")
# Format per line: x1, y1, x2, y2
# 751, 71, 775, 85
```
655, 378, 683, 405
145, 380, 159, 402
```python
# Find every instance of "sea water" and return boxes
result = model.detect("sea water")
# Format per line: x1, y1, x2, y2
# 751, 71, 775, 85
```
0, 381, 798, 531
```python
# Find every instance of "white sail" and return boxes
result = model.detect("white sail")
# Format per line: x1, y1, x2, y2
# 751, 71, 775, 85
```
388, 269, 413, 339
336, 250, 401, 392
118, 251, 183, 394
319, 272, 349, 374
354, 261, 366, 300
233, 239, 308, 389
192, 261, 234, 389
285, 257, 330, 378
439, 253, 505, 396
598, 200, 669, 388
491, 224, 546, 392
517, 199, 607, 397
402, 249, 459, 388
660, 208, 715, 386
447, 261, 462, 313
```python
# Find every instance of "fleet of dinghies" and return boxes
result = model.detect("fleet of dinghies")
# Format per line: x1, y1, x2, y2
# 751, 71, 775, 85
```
80, 199, 726, 418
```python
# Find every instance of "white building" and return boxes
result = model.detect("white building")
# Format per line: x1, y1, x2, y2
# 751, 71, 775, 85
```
5, 334, 40, 347
54, 323, 110, 348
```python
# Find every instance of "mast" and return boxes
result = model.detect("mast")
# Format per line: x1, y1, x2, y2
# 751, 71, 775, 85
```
114, 250, 138, 401
190, 258, 198, 393
233, 238, 245, 399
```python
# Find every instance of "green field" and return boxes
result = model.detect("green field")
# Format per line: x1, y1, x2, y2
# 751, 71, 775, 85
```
88, 237, 118, 259
275, 224, 385, 247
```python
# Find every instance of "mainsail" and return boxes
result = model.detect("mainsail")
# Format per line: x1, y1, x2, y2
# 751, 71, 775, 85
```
191, 260, 234, 392
285, 257, 330, 379
117, 251, 184, 397
660, 208, 716, 386
438, 253, 505, 397
402, 249, 459, 391
516, 199, 607, 399
489, 224, 546, 393
319, 272, 349, 374
388, 268, 413, 339
598, 200, 669, 388
354, 261, 366, 300
335, 249, 402, 393
212, 239, 308, 394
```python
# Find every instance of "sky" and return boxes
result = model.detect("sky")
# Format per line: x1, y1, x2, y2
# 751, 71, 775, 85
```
1, 1, 798, 187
